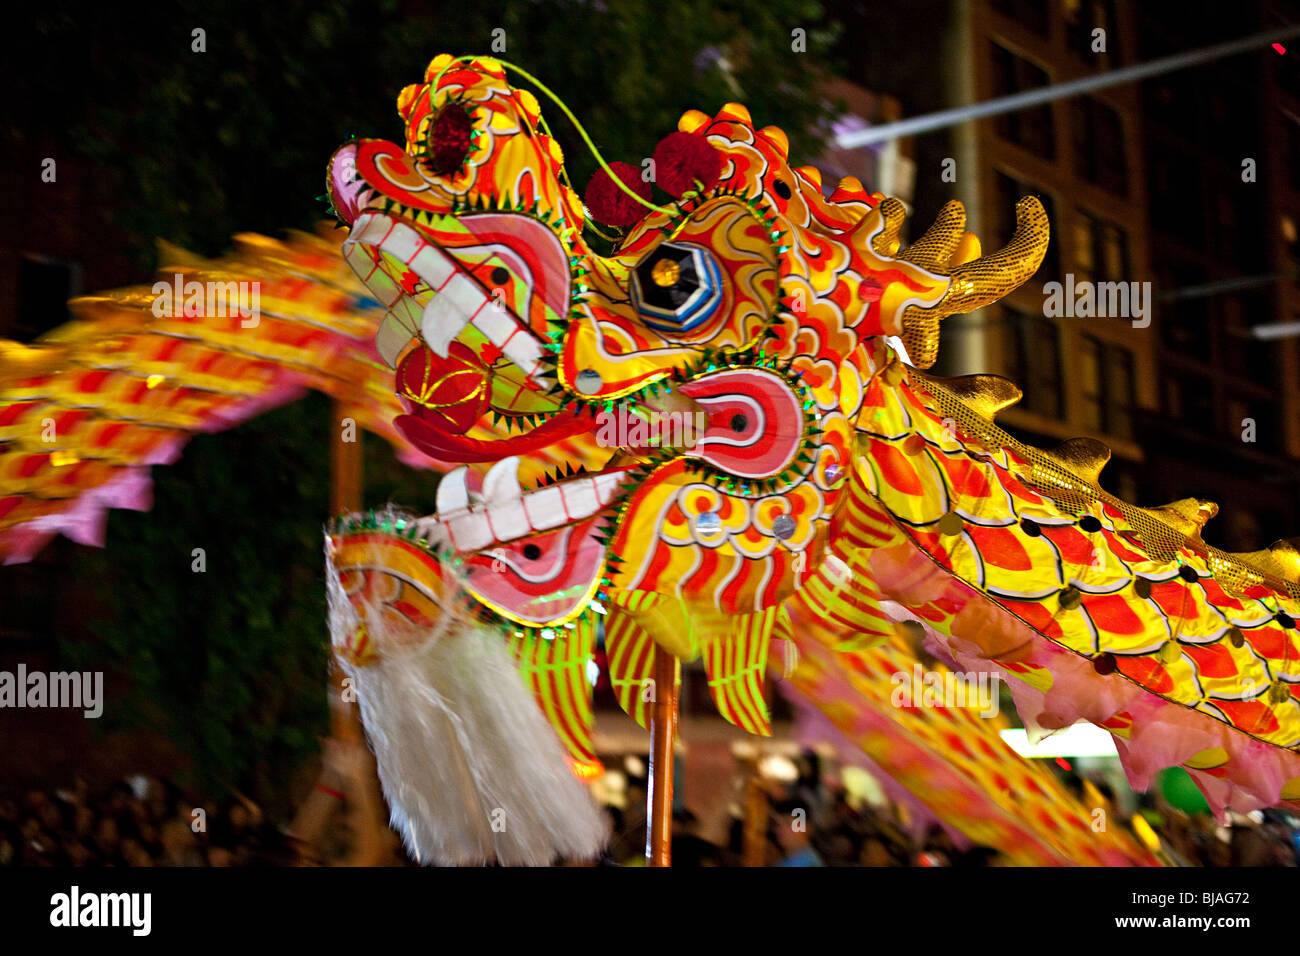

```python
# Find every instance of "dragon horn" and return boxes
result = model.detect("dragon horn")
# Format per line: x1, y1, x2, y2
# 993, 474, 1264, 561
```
899, 199, 967, 271
899, 196, 1050, 369
869, 197, 907, 257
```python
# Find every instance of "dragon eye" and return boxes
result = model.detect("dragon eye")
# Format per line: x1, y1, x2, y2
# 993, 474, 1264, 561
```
630, 241, 724, 335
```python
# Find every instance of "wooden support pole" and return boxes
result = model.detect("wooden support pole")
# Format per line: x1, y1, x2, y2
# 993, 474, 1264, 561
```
646, 647, 679, 866
742, 768, 769, 867
329, 401, 364, 744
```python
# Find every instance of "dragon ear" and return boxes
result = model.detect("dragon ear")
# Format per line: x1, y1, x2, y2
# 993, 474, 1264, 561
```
898, 196, 1050, 368
326, 143, 368, 226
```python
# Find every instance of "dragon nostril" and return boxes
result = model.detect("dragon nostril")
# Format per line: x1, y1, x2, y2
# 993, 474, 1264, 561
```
491, 266, 510, 286
773, 179, 792, 199
729, 414, 749, 433
523, 543, 542, 560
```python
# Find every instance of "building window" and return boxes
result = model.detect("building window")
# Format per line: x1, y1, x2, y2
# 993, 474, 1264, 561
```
1156, 261, 1210, 354
1063, 0, 1118, 62
1164, 371, 1215, 428
994, 171, 1059, 281
1227, 395, 1280, 452
989, 44, 1055, 158
1073, 210, 1130, 283
1220, 292, 1276, 387
1006, 307, 1063, 419
1108, 346, 1135, 440
1079, 336, 1135, 439
1080, 336, 1103, 431
1070, 97, 1127, 195
1282, 213, 1300, 269
1148, 150, 1206, 249
1142, 74, 1201, 141
1286, 122, 1300, 192
1276, 40, 1300, 103
992, 0, 1048, 35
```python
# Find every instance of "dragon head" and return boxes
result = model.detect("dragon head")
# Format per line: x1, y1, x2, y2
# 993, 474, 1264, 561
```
327, 55, 1048, 640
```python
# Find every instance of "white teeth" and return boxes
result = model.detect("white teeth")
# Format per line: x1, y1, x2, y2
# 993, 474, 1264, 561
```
482, 457, 529, 540
436, 465, 471, 515
346, 214, 550, 381
430, 467, 629, 553
447, 512, 495, 553
410, 244, 455, 288
593, 472, 624, 500
421, 274, 485, 358
559, 478, 598, 517
482, 457, 523, 503
523, 486, 567, 531
501, 332, 546, 383
472, 301, 517, 347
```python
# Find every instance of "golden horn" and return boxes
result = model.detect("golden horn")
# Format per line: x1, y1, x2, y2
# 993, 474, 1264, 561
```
896, 197, 1049, 369
918, 372, 1022, 420
1229, 540, 1300, 588
1043, 437, 1111, 485
1143, 498, 1219, 539
935, 196, 1049, 315
899, 200, 967, 272
867, 197, 906, 257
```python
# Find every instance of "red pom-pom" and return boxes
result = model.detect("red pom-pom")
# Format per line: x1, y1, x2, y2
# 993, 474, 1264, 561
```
397, 342, 489, 435
652, 131, 724, 198
584, 161, 651, 228
427, 103, 476, 174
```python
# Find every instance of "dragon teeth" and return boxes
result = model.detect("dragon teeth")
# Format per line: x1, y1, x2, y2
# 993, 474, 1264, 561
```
482, 456, 524, 503
435, 465, 471, 515
427, 468, 630, 553
484, 456, 530, 540
421, 274, 485, 358
345, 212, 551, 382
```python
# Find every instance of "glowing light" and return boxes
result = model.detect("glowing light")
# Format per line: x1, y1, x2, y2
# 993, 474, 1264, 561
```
999, 725, 1119, 758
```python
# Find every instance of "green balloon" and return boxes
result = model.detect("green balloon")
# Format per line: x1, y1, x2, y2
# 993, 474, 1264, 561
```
1158, 767, 1211, 814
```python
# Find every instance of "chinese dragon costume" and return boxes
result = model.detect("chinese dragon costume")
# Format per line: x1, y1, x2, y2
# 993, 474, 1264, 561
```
3, 55, 1297, 865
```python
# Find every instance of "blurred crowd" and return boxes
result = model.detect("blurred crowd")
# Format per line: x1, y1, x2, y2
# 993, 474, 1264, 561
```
7, 755, 1300, 867
594, 753, 1300, 867
0, 777, 299, 867
597, 776, 1005, 867
1150, 805, 1299, 867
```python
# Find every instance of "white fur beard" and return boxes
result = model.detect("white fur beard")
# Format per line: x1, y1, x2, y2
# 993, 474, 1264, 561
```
329, 593, 608, 866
